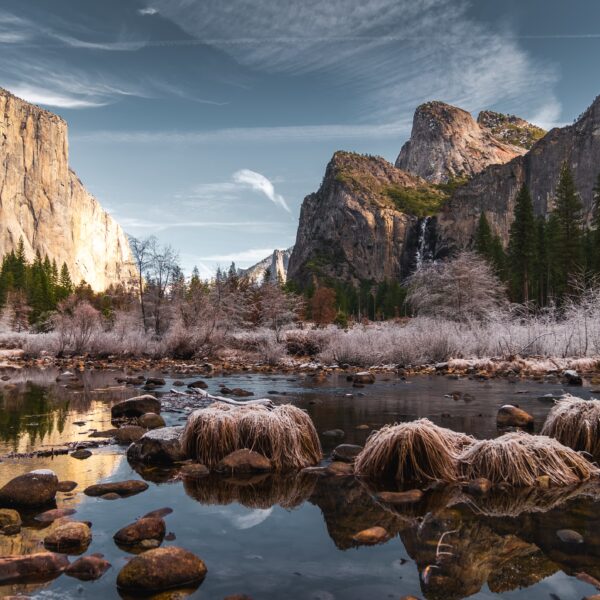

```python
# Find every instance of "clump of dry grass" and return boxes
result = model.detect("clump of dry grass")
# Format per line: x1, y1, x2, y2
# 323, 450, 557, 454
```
181, 402, 322, 471
355, 419, 474, 483
459, 431, 598, 487
541, 394, 600, 456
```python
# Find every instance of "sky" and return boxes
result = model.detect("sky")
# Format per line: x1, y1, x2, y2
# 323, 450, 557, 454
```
1, 0, 600, 276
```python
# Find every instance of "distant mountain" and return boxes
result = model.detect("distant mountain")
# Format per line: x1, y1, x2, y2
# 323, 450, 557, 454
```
240, 248, 293, 284
0, 88, 135, 290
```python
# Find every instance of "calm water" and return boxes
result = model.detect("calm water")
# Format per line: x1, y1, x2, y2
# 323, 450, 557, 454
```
1, 367, 600, 599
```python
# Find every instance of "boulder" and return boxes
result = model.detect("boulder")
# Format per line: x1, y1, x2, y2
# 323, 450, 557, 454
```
127, 427, 185, 465
84, 480, 149, 498
376, 490, 423, 504
496, 405, 534, 428
180, 464, 210, 479
216, 449, 272, 474
115, 425, 146, 445
116, 546, 207, 593
331, 444, 363, 463
0, 552, 69, 584
352, 526, 390, 545
353, 372, 375, 384
57, 481, 78, 493
114, 517, 166, 548
65, 553, 111, 581
0, 469, 58, 507
111, 395, 161, 419
563, 369, 583, 385
70, 449, 92, 460
138, 412, 166, 429
145, 377, 166, 386
44, 521, 92, 554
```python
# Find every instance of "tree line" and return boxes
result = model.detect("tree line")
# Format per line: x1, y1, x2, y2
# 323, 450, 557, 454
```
475, 163, 600, 306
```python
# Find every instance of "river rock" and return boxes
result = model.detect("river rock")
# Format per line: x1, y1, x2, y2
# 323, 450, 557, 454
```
111, 395, 161, 419
353, 372, 375, 384
65, 553, 111, 581
332, 444, 363, 463
352, 526, 390, 545
114, 517, 166, 548
216, 449, 272, 474
557, 529, 584, 544
116, 546, 207, 593
145, 377, 166, 386
0, 509, 21, 534
230, 388, 254, 397
57, 481, 78, 493
467, 478, 492, 495
322, 429, 345, 438
84, 480, 149, 498
376, 490, 423, 504
188, 380, 208, 389
115, 425, 146, 444
496, 405, 534, 428
138, 412, 166, 429
70, 449, 92, 460
0, 552, 69, 583
562, 369, 583, 385
0, 469, 58, 507
44, 521, 92, 553
35, 508, 77, 523
127, 426, 185, 465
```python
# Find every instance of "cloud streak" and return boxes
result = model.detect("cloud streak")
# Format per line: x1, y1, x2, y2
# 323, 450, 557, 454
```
233, 169, 290, 212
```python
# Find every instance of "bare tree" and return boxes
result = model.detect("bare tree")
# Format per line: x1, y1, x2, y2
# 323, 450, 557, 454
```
257, 281, 304, 341
129, 235, 154, 332
146, 239, 179, 336
53, 298, 100, 355
406, 251, 507, 321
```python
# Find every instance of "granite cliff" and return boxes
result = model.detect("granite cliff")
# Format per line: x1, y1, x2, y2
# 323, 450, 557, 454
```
0, 88, 135, 291
241, 248, 293, 284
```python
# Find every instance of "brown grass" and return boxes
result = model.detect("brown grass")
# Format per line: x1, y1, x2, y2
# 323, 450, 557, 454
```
354, 419, 474, 483
459, 431, 599, 487
541, 394, 600, 456
181, 402, 322, 470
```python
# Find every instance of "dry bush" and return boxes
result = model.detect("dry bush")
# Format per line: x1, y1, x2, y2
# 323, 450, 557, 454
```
459, 431, 599, 487
541, 395, 600, 456
355, 419, 474, 482
181, 402, 322, 471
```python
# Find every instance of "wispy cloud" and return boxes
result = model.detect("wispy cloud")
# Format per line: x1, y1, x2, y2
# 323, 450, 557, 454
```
72, 121, 410, 143
138, 7, 159, 16
200, 248, 277, 264
233, 169, 290, 213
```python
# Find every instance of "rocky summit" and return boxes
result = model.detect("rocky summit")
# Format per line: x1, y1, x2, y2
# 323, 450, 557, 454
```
0, 88, 135, 291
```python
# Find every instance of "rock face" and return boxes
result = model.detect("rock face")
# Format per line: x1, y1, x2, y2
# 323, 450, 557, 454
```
477, 110, 546, 150
288, 152, 433, 286
395, 101, 530, 183
0, 88, 135, 291
437, 95, 600, 251
241, 247, 293, 284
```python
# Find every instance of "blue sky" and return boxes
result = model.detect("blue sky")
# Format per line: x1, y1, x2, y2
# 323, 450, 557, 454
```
1, 0, 599, 275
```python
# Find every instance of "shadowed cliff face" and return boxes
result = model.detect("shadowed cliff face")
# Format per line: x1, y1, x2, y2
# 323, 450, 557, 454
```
0, 88, 135, 291
287, 152, 432, 286
437, 94, 600, 252
395, 101, 528, 184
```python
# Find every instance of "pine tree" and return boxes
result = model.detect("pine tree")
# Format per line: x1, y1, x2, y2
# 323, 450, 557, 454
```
533, 217, 548, 305
552, 162, 584, 296
474, 212, 506, 277
508, 184, 537, 304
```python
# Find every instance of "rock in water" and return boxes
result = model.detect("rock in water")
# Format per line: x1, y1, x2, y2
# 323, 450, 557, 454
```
116, 547, 207, 593
138, 412, 166, 429
0, 552, 69, 583
496, 405, 534, 428
557, 529, 584, 544
111, 395, 161, 419
332, 444, 363, 463
0, 509, 21, 534
127, 426, 185, 465
353, 372, 375, 384
84, 480, 148, 498
352, 526, 390, 545
216, 449, 272, 474
113, 517, 166, 549
35, 508, 77, 523
65, 554, 111, 581
0, 88, 135, 291
44, 522, 92, 554
376, 490, 423, 504
114, 425, 146, 444
0, 470, 58, 507
563, 369, 583, 386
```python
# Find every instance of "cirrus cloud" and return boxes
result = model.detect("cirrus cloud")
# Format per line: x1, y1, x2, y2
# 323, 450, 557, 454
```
233, 169, 290, 213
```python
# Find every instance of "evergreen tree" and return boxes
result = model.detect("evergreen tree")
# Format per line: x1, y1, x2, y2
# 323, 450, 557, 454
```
474, 212, 506, 277
508, 184, 537, 303
552, 162, 584, 296
533, 217, 548, 306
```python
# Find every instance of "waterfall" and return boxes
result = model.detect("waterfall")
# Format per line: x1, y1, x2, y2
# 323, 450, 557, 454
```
414, 216, 434, 270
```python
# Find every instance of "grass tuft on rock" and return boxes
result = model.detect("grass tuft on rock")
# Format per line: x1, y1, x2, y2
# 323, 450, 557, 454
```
355, 418, 473, 482
459, 430, 598, 487
181, 402, 322, 471
541, 394, 600, 456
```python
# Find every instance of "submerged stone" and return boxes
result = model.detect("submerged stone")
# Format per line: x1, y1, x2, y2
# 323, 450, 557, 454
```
65, 553, 111, 581
0, 552, 69, 584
